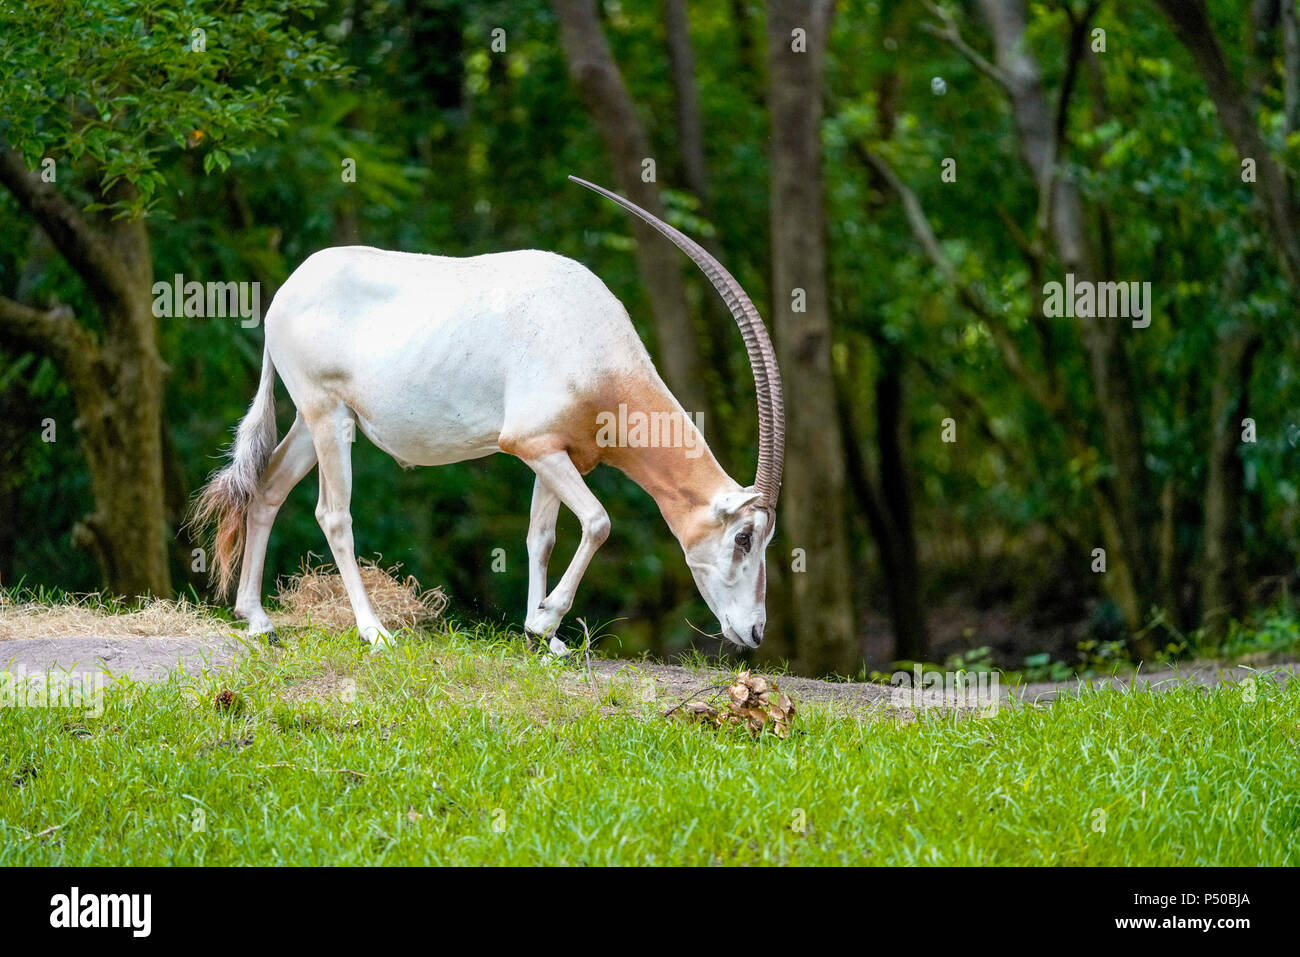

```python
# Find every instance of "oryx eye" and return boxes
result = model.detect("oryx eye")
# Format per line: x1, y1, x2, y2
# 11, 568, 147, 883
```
735, 530, 752, 553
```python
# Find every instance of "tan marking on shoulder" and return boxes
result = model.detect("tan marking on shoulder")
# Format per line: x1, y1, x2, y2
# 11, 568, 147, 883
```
499, 371, 737, 544
497, 375, 623, 474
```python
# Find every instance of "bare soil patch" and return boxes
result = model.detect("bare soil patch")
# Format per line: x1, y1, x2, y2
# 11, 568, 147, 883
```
0, 634, 245, 682
2, 620, 1295, 709
568, 654, 1299, 715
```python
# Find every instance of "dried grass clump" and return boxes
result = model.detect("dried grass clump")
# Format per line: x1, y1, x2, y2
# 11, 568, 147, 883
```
0, 595, 226, 642
275, 559, 447, 633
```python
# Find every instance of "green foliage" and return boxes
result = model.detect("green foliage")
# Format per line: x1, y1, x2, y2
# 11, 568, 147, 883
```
1020, 652, 1074, 684
941, 644, 997, 674
0, 0, 349, 216
1194, 603, 1300, 660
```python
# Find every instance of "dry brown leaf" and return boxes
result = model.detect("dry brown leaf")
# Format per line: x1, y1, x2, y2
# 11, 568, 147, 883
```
675, 671, 798, 739
680, 700, 723, 729
214, 689, 244, 715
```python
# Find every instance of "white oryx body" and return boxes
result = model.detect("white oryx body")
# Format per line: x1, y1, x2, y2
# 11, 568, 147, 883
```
194, 179, 785, 654
269, 246, 660, 469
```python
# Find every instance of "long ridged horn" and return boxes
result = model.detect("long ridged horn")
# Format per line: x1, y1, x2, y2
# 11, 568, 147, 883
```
569, 175, 785, 507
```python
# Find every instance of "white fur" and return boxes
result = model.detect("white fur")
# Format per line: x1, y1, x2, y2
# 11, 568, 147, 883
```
223, 245, 768, 651
268, 247, 654, 465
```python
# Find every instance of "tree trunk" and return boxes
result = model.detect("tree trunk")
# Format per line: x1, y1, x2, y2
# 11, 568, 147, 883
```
1282, 0, 1300, 134
661, 0, 741, 441
1202, 326, 1262, 638
1156, 0, 1296, 637
551, 0, 713, 420
838, 352, 929, 663
664, 0, 710, 208
978, 0, 1156, 656
1156, 476, 1180, 626
75, 347, 171, 595
1155, 0, 1300, 283
873, 355, 928, 661
766, 0, 858, 676
69, 210, 171, 598
849, 6, 929, 664
0, 149, 172, 598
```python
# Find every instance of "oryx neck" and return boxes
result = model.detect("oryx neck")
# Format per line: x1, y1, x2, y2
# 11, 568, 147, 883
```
594, 378, 738, 548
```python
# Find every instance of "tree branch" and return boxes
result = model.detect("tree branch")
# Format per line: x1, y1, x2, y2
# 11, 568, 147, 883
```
1283, 0, 1300, 136
0, 148, 134, 307
920, 0, 1011, 91
0, 295, 101, 398
1053, 1, 1102, 156
861, 147, 1066, 416
1153, 0, 1300, 283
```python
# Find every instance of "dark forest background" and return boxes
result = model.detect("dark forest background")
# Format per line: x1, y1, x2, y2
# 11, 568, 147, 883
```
2, 0, 1298, 678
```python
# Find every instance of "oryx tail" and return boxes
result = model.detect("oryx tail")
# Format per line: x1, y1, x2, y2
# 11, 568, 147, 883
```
188, 344, 278, 592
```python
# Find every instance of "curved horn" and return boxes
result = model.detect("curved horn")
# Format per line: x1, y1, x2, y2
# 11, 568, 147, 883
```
568, 175, 785, 507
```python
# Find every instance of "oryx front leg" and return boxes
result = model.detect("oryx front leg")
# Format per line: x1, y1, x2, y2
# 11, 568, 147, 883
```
522, 451, 610, 656
308, 406, 392, 648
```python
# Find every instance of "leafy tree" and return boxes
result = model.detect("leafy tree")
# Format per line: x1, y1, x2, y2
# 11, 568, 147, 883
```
0, 0, 346, 594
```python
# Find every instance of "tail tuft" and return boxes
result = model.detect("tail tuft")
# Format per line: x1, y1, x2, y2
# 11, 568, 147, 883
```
186, 347, 278, 595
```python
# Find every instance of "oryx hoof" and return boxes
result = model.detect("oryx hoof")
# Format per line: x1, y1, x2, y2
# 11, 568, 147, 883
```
524, 629, 569, 658
524, 602, 564, 638
360, 624, 395, 650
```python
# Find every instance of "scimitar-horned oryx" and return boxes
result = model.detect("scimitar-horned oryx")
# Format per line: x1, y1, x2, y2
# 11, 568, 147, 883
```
192, 176, 785, 655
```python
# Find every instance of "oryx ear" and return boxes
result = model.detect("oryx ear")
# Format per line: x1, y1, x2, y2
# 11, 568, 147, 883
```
711, 488, 762, 522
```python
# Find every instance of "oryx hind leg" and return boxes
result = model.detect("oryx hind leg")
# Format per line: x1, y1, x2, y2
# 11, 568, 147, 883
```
234, 413, 317, 641
520, 450, 610, 656
306, 404, 392, 647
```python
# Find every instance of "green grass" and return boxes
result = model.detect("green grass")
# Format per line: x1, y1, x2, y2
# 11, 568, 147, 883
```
2, 623, 1298, 865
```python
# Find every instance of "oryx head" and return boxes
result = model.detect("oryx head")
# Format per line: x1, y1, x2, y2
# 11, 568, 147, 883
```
569, 176, 786, 650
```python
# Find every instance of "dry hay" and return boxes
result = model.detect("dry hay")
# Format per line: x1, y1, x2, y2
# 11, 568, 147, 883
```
274, 559, 447, 633
0, 595, 226, 642
0, 560, 446, 641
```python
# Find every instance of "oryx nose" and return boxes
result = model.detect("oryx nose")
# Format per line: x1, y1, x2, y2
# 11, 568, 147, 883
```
751, 624, 764, 645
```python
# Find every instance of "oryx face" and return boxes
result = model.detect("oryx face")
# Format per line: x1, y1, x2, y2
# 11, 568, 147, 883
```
684, 489, 776, 650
